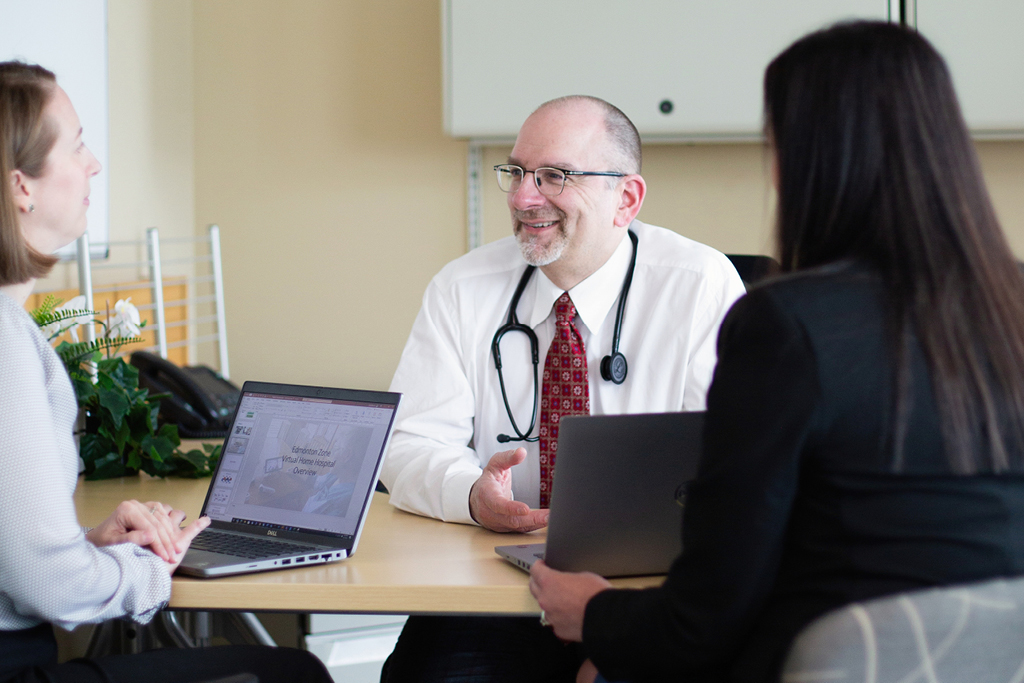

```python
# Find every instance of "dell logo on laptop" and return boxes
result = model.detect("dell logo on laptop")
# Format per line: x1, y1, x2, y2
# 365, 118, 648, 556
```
674, 482, 689, 508
267, 530, 277, 536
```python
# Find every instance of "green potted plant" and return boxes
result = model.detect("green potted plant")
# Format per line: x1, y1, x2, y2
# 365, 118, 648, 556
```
31, 295, 221, 480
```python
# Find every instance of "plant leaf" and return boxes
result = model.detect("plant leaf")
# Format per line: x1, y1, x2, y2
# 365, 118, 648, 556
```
206, 443, 222, 469
32, 307, 95, 328
58, 337, 144, 370
158, 422, 181, 446
86, 450, 124, 480
71, 372, 97, 405
99, 357, 141, 389
141, 434, 175, 464
98, 385, 130, 430
148, 402, 161, 432
29, 294, 63, 324
171, 448, 218, 478
124, 449, 142, 471
112, 417, 131, 452
79, 432, 109, 473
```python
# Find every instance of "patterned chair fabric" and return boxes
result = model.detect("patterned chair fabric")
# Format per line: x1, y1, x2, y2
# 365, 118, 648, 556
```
782, 576, 1024, 683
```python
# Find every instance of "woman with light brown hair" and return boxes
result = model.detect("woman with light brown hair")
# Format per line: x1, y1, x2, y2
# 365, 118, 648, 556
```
0, 61, 331, 683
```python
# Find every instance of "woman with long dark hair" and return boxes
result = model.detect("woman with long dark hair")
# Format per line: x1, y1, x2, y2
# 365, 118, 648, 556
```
530, 21, 1024, 683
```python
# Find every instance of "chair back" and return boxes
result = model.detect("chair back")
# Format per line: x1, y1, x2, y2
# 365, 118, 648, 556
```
782, 576, 1024, 683
725, 254, 780, 289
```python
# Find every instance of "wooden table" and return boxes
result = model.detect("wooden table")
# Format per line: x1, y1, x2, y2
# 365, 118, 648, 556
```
74, 474, 662, 615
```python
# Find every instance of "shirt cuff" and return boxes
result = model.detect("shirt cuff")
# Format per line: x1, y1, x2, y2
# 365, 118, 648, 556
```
442, 469, 482, 525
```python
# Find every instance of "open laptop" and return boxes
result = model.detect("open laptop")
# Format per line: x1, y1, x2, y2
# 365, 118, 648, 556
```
495, 411, 704, 577
176, 381, 401, 578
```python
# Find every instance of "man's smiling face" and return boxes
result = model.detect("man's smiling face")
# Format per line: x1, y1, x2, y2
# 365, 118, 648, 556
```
507, 101, 623, 277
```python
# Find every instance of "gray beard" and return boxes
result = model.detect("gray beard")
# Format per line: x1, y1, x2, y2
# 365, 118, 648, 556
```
517, 231, 567, 266
514, 212, 569, 266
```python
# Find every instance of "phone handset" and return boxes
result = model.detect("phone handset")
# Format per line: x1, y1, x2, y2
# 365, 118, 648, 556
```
130, 352, 240, 438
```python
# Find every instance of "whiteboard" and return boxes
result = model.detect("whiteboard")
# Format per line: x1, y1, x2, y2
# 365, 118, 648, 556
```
916, 0, 1024, 137
443, 0, 891, 141
0, 0, 109, 257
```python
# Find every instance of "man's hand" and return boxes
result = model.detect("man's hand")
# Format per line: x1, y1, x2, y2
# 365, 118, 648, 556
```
529, 560, 611, 642
86, 499, 210, 572
469, 447, 549, 532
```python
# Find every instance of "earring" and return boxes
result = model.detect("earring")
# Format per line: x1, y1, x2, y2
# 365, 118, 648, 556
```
28, 204, 34, 213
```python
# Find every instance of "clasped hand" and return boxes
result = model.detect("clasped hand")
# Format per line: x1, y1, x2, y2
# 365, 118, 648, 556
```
529, 559, 611, 642
469, 447, 549, 532
86, 499, 210, 573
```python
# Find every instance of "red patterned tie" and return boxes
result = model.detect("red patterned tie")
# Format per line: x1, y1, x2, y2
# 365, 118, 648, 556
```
538, 292, 590, 508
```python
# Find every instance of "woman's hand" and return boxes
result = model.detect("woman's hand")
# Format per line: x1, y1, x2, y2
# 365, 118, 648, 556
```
529, 560, 612, 642
86, 499, 210, 570
576, 659, 599, 683
163, 514, 210, 574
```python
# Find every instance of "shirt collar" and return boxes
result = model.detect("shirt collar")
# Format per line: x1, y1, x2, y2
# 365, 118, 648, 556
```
525, 229, 634, 331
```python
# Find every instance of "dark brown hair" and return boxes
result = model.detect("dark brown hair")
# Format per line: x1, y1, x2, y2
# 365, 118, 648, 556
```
0, 61, 59, 285
765, 21, 1024, 473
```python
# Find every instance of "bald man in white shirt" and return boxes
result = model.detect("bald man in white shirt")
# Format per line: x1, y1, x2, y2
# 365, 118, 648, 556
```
380, 96, 746, 682
383, 96, 744, 530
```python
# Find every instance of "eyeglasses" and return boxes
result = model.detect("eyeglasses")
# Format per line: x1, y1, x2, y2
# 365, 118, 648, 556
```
493, 164, 626, 197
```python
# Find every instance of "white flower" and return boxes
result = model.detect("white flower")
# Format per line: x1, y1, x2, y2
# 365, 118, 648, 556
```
108, 298, 143, 339
42, 296, 93, 342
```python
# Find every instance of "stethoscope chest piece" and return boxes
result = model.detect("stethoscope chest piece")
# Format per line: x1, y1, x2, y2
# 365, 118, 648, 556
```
600, 351, 628, 384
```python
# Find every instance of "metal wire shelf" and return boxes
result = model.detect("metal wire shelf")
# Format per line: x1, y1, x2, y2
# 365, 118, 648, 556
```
71, 225, 231, 377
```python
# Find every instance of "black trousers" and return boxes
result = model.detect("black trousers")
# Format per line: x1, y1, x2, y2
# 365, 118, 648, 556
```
0, 624, 331, 683
380, 616, 584, 683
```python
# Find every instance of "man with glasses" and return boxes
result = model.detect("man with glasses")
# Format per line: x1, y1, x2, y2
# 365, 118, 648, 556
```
380, 96, 745, 681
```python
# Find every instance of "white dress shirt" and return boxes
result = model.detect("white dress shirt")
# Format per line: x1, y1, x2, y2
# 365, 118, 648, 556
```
382, 220, 746, 524
0, 292, 170, 631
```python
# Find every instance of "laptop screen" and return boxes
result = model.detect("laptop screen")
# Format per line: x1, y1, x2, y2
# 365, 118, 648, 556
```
203, 389, 397, 537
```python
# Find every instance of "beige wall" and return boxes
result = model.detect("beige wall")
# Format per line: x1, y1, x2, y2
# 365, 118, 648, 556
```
96, 1, 1024, 391
192, 0, 466, 390
107, 0, 195, 249
979, 141, 1024, 254
38, 0, 196, 293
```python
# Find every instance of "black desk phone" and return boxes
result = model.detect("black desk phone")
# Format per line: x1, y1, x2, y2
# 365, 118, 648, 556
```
130, 351, 241, 439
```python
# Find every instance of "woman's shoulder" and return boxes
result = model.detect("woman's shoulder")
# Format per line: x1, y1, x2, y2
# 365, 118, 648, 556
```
0, 292, 41, 341
718, 260, 888, 363
739, 260, 884, 321
0, 293, 55, 375
751, 259, 879, 296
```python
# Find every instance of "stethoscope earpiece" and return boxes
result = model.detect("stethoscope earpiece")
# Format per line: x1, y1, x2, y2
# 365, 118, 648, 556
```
600, 352, 628, 384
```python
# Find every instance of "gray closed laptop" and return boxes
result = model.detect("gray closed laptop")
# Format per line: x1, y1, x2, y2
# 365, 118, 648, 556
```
495, 411, 704, 577
176, 381, 401, 578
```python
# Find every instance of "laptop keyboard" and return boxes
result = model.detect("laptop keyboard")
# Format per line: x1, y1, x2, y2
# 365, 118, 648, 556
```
190, 531, 316, 560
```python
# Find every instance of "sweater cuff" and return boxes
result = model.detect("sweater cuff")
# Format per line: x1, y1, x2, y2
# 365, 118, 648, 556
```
107, 543, 173, 626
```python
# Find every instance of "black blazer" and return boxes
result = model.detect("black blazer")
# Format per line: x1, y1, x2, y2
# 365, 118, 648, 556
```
583, 261, 1024, 683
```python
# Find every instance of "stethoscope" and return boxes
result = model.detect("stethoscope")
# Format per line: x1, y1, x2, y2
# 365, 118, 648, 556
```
491, 229, 639, 443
